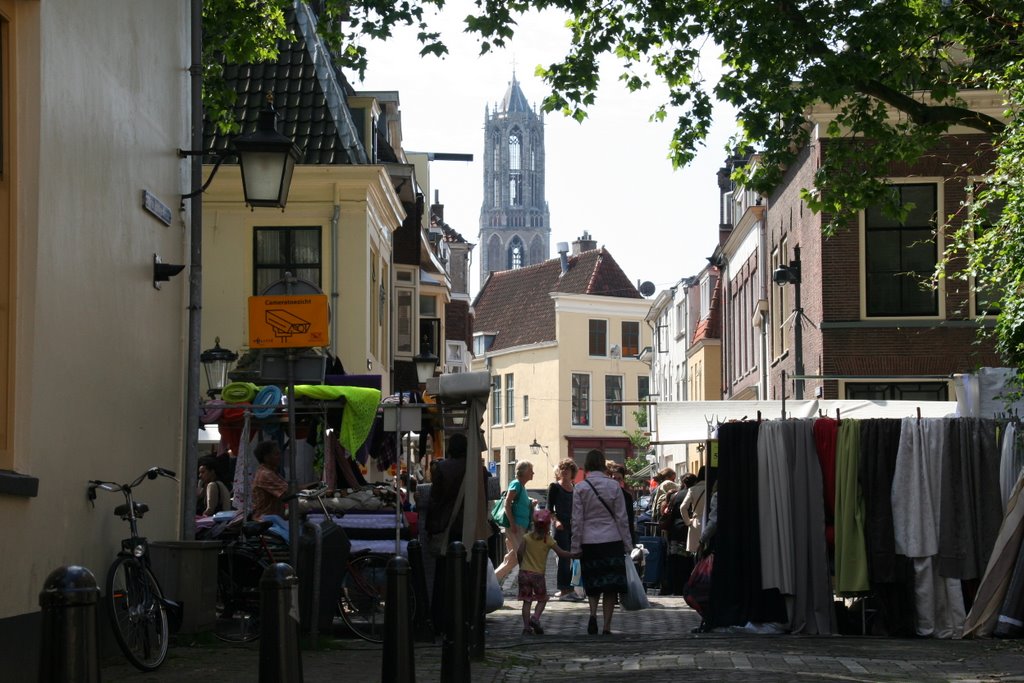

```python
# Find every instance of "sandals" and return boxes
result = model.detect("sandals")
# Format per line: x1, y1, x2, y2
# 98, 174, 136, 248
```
529, 618, 544, 635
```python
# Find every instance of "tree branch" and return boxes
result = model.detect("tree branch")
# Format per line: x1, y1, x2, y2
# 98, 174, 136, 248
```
857, 79, 1005, 135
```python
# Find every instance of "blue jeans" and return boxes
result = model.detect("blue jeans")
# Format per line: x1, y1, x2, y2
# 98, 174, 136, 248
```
554, 524, 572, 591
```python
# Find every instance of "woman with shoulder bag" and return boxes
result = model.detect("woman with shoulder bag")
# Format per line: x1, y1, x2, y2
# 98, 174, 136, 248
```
494, 460, 535, 584
571, 450, 633, 635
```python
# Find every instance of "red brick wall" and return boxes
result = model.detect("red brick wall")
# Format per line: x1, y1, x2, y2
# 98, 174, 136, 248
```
765, 135, 1000, 400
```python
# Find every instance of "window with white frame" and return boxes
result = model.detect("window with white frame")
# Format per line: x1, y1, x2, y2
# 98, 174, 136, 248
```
491, 375, 502, 427
968, 183, 1005, 316
505, 373, 515, 423
253, 227, 321, 294
621, 321, 640, 357
864, 183, 939, 317
605, 375, 623, 427
571, 373, 591, 426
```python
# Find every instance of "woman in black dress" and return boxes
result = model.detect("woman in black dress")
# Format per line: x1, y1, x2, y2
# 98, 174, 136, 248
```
548, 459, 579, 599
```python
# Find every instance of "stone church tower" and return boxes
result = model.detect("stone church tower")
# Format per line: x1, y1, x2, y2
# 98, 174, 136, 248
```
479, 74, 551, 284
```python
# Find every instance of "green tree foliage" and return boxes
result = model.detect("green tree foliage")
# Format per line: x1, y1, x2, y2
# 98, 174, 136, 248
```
623, 409, 651, 490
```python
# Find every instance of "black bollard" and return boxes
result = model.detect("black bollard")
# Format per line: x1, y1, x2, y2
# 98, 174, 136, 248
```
468, 540, 488, 661
406, 539, 434, 642
381, 555, 416, 682
440, 541, 469, 682
38, 565, 100, 683
259, 563, 303, 683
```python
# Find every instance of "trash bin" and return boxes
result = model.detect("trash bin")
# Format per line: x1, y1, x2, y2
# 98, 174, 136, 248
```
149, 540, 221, 634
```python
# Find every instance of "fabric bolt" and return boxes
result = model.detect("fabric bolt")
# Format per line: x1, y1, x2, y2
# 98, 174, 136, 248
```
231, 414, 256, 518
294, 385, 382, 454
892, 418, 946, 559
834, 419, 869, 595
758, 420, 796, 596
1000, 423, 1024, 512
912, 555, 966, 639
709, 420, 787, 629
859, 418, 916, 637
938, 418, 1002, 580
222, 382, 259, 403
813, 417, 839, 548
964, 468, 1024, 637
251, 385, 282, 419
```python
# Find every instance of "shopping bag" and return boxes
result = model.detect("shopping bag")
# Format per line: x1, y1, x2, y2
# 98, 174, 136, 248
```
620, 554, 650, 611
682, 553, 713, 616
485, 558, 504, 613
569, 558, 582, 587
489, 491, 509, 528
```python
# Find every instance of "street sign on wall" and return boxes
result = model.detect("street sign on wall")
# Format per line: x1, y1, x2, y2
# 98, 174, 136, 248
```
248, 294, 330, 348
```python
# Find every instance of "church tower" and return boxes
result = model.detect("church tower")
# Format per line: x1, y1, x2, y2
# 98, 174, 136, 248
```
479, 74, 551, 284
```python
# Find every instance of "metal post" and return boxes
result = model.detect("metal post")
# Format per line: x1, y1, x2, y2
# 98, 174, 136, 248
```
38, 566, 100, 683
440, 541, 469, 682
259, 563, 302, 683
468, 540, 488, 661
793, 245, 804, 400
406, 539, 434, 642
286, 349, 299, 571
394, 392, 403, 557
381, 556, 416, 682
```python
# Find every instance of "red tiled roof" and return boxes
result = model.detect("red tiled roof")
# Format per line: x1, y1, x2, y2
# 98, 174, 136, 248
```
472, 248, 641, 352
692, 275, 722, 344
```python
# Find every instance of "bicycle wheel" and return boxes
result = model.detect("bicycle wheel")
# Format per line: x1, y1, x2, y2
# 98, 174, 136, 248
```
106, 556, 169, 671
337, 554, 415, 643
214, 547, 266, 643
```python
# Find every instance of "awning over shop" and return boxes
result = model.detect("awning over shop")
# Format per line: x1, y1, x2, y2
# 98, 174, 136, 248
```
654, 399, 958, 444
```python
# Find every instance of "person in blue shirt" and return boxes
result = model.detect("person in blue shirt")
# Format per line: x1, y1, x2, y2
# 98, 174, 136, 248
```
495, 460, 535, 584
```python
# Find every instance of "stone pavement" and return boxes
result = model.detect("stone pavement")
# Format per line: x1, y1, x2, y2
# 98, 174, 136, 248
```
101, 592, 1024, 682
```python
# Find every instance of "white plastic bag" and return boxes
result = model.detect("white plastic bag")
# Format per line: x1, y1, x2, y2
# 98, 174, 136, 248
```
620, 554, 650, 611
485, 558, 503, 613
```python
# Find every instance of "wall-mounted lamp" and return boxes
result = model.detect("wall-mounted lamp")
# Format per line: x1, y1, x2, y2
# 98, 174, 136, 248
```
180, 98, 302, 210
529, 438, 549, 456
772, 245, 804, 397
153, 254, 185, 289
200, 337, 238, 397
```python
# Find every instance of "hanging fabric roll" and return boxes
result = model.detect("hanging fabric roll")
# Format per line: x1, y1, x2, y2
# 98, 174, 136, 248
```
834, 419, 869, 595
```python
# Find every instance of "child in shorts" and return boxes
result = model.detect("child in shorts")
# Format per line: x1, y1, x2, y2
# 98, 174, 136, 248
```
517, 508, 574, 635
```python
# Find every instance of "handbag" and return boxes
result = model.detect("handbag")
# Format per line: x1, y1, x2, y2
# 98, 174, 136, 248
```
682, 552, 714, 616
620, 553, 650, 610
489, 490, 509, 528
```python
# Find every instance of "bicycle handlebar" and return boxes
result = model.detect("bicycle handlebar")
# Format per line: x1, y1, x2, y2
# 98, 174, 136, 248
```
88, 466, 178, 496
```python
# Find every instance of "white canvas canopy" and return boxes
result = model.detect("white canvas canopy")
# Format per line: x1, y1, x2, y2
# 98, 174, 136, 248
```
654, 399, 958, 444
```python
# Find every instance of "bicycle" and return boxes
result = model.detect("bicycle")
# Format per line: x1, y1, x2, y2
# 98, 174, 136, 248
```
87, 466, 179, 672
213, 518, 287, 643
337, 547, 410, 643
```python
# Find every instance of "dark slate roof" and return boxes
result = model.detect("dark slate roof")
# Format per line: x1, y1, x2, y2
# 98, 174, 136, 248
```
203, 6, 363, 165
472, 248, 642, 352
500, 76, 532, 114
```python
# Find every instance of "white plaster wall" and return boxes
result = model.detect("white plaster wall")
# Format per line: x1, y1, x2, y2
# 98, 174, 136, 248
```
0, 0, 189, 618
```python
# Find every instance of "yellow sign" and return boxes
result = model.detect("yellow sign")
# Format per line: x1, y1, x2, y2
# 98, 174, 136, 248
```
248, 294, 330, 348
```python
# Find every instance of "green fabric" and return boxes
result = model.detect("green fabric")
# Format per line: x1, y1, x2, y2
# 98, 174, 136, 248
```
295, 385, 382, 454
834, 419, 870, 595
222, 382, 259, 403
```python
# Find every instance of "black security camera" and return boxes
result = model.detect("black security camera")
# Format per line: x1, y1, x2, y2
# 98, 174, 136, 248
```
772, 262, 800, 285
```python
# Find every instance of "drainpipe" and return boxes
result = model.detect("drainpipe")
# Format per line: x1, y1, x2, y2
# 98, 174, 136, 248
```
181, 0, 203, 541
330, 203, 340, 357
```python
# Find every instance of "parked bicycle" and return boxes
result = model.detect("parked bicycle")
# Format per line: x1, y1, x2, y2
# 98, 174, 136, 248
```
213, 518, 287, 643
88, 466, 179, 672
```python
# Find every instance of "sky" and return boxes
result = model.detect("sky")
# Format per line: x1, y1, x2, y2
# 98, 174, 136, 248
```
357, 1, 738, 298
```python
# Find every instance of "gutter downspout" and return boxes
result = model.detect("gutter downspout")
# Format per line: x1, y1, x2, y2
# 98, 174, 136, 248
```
330, 202, 340, 357
181, 0, 203, 540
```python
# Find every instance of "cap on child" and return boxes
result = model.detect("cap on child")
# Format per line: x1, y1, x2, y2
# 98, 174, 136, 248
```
532, 508, 551, 530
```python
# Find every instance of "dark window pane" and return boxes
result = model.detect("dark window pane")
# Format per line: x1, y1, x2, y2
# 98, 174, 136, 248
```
901, 278, 937, 315
866, 231, 900, 271
902, 229, 936, 272
901, 185, 936, 225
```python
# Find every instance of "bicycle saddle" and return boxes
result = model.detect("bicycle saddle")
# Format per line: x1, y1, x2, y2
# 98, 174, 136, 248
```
114, 502, 149, 518
242, 520, 273, 537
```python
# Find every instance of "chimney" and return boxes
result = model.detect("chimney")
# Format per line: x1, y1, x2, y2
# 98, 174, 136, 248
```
432, 189, 443, 223
557, 242, 570, 275
571, 230, 597, 256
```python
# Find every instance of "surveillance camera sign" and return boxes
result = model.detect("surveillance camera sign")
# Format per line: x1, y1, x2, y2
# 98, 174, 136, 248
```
248, 294, 330, 348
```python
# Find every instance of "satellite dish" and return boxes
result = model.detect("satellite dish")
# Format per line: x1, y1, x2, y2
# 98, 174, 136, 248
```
639, 281, 656, 297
